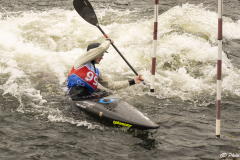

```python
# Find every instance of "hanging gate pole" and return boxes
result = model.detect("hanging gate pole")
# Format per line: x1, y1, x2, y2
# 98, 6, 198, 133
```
150, 0, 159, 92
216, 0, 223, 138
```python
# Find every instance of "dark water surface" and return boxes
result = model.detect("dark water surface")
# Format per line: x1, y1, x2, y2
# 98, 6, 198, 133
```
1, 0, 240, 160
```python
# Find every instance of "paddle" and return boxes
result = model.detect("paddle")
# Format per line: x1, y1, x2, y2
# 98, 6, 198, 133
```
73, 0, 145, 84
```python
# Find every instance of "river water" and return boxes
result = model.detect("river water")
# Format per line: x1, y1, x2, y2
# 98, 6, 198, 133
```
1, 0, 240, 159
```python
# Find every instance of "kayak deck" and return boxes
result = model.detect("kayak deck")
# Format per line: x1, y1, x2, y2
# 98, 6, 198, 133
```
71, 90, 159, 130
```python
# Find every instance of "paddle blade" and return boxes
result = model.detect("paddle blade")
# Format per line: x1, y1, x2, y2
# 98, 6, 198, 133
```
73, 0, 98, 26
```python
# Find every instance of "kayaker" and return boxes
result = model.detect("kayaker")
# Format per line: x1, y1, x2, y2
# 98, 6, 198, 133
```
67, 38, 144, 100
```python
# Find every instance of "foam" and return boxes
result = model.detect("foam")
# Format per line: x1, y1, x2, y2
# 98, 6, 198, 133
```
0, 4, 240, 116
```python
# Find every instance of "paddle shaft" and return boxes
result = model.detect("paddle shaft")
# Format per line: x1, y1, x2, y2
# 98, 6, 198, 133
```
97, 25, 139, 76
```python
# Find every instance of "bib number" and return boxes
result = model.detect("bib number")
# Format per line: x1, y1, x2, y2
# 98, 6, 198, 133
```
85, 71, 98, 85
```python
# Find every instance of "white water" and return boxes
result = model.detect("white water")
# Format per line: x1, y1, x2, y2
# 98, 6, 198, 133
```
1, 4, 240, 126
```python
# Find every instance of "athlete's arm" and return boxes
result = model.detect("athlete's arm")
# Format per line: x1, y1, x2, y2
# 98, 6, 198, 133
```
74, 40, 111, 68
98, 72, 138, 90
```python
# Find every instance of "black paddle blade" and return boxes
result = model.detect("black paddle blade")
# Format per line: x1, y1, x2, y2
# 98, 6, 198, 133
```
73, 0, 98, 26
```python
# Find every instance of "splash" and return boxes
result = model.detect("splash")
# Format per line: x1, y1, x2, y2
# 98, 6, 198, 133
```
0, 4, 240, 116
48, 114, 104, 130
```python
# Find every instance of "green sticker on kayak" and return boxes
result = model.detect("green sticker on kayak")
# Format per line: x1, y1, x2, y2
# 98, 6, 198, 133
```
113, 120, 132, 128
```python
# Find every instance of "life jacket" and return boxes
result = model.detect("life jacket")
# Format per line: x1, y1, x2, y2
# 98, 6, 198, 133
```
67, 62, 100, 92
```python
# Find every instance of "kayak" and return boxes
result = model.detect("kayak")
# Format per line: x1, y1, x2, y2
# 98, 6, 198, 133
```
63, 86, 159, 130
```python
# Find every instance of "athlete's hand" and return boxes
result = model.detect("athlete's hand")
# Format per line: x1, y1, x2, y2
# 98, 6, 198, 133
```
106, 38, 114, 44
134, 74, 144, 84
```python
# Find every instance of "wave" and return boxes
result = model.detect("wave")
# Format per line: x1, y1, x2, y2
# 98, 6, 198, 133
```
0, 4, 240, 121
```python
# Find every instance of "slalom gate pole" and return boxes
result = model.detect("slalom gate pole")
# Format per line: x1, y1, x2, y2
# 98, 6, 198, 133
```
150, 0, 159, 92
216, 0, 223, 138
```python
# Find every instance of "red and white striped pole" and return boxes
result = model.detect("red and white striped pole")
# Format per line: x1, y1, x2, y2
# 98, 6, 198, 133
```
216, 0, 223, 138
150, 0, 159, 92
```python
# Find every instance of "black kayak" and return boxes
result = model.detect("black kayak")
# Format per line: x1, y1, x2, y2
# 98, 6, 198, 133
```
63, 87, 159, 130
